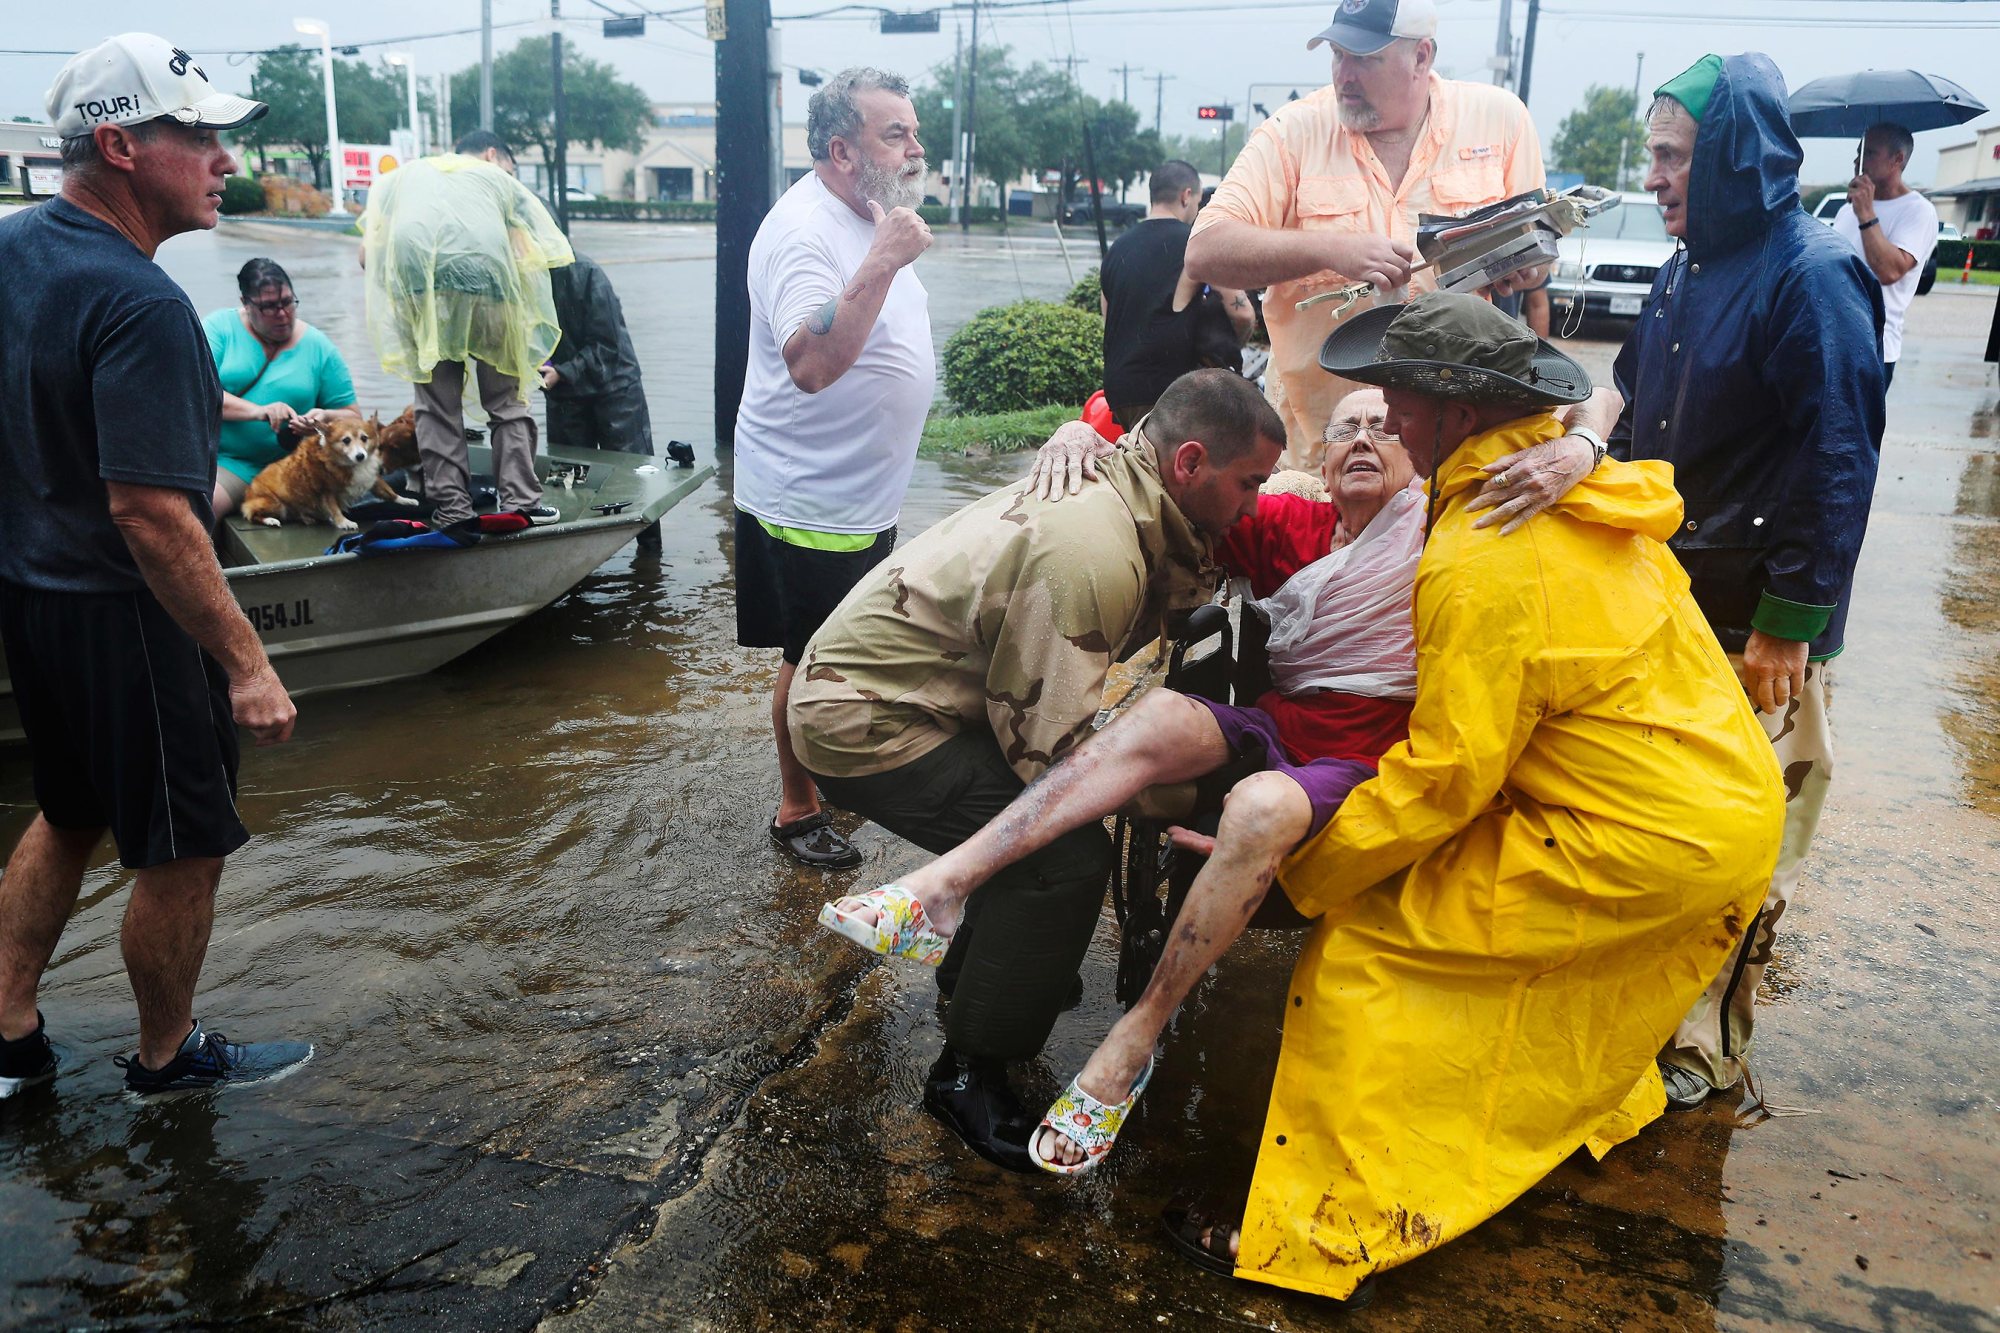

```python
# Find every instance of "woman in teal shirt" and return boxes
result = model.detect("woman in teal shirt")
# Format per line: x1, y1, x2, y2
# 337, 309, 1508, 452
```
205, 258, 359, 517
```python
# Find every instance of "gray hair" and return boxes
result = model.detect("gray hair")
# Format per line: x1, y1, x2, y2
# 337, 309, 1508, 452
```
1646, 93, 1690, 125
1867, 122, 1915, 166
807, 67, 910, 162
58, 117, 162, 174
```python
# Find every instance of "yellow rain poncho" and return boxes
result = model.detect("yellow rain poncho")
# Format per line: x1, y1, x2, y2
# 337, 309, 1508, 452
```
1238, 413, 1784, 1301
360, 155, 574, 399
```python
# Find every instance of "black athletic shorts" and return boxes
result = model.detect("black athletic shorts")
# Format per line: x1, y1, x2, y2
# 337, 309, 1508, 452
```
733, 510, 895, 665
0, 581, 248, 869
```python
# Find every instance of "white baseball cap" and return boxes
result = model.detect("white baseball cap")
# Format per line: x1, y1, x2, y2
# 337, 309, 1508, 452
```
1308, 0, 1438, 55
46, 33, 267, 140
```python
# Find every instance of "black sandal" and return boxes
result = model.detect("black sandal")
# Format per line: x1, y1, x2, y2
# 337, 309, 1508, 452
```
1162, 1197, 1239, 1276
769, 810, 862, 869
1161, 1197, 1377, 1309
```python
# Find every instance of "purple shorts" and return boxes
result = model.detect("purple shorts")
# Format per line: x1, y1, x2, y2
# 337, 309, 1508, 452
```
1191, 698, 1376, 839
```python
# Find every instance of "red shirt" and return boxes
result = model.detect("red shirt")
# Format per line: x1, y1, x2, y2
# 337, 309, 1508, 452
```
1216, 493, 1414, 766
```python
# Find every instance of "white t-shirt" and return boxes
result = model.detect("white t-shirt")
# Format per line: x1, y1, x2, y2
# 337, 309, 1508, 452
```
1833, 191, 1938, 364
733, 172, 935, 534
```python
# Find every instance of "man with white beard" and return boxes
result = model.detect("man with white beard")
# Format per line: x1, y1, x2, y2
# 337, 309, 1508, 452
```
733, 67, 936, 869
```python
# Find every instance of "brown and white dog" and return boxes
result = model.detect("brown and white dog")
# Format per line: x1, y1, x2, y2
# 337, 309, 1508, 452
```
373, 405, 422, 481
239, 413, 417, 531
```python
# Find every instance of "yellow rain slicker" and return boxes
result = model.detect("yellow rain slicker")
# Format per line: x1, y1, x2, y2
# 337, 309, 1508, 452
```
1239, 414, 1783, 1300
361, 155, 574, 399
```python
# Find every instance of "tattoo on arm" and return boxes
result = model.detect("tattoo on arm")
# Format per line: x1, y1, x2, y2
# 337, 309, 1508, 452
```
806, 297, 837, 335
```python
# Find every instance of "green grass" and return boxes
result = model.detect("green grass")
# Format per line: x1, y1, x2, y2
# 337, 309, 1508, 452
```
1935, 267, 1999, 287
919, 402, 1078, 457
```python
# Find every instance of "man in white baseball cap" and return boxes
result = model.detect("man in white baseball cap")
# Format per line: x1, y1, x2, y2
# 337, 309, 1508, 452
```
0, 36, 310, 1104
48, 32, 266, 140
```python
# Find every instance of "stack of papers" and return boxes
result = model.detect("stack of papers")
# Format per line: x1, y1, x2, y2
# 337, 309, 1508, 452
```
1416, 186, 1621, 294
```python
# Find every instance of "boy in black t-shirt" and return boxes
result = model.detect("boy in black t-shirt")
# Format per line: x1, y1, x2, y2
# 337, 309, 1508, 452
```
1099, 161, 1256, 428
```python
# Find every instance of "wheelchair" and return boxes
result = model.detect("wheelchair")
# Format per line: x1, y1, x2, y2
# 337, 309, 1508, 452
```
1109, 598, 1274, 1007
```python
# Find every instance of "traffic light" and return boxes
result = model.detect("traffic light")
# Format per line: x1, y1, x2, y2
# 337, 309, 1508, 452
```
880, 10, 942, 32
1196, 104, 1234, 122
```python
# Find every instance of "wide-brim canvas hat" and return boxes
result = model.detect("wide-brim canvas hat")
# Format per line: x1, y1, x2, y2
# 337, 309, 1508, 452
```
48, 33, 266, 140
1319, 292, 1591, 407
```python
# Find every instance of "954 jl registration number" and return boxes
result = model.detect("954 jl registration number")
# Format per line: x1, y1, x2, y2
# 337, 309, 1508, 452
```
242, 598, 314, 632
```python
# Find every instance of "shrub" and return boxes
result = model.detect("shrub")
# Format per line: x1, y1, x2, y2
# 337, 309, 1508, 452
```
1945, 238, 2000, 272
219, 175, 265, 214
916, 204, 1005, 226
259, 175, 331, 216
941, 299, 1103, 415
566, 198, 717, 222
1066, 267, 1101, 312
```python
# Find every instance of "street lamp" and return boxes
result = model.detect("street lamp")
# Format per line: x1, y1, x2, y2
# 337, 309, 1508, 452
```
293, 17, 343, 216
385, 52, 422, 158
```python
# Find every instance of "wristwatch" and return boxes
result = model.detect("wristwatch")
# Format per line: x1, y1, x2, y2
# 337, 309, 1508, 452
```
1858, 217, 1880, 231
1568, 425, 1607, 468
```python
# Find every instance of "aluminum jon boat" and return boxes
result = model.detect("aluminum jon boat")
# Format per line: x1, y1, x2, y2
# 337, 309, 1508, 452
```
0, 445, 713, 744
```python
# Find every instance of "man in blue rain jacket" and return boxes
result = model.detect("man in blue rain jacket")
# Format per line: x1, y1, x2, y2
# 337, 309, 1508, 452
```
1612, 53, 1886, 1109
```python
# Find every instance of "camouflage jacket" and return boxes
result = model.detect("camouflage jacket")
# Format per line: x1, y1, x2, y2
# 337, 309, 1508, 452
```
789, 438, 1217, 783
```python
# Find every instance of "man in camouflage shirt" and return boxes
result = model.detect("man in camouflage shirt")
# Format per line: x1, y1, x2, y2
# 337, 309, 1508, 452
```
791, 369, 1284, 1171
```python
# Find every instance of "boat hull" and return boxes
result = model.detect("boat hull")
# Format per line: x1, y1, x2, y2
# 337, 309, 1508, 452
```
0, 454, 711, 745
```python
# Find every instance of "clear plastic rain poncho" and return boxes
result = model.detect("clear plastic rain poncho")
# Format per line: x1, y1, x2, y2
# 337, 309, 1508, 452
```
361, 155, 574, 400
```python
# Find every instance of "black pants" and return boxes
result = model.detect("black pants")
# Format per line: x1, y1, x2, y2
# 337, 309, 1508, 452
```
545, 381, 653, 455
813, 733, 1113, 1064
548, 382, 662, 544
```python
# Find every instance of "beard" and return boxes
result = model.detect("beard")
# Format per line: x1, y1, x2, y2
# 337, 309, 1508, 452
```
858, 155, 926, 212
1337, 97, 1382, 133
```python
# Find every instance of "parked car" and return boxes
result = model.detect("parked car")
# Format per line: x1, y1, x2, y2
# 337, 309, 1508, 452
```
1546, 192, 1675, 325
1919, 221, 1964, 296
1063, 197, 1146, 228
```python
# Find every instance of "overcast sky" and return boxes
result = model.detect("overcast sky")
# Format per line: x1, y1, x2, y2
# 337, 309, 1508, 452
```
7, 0, 1998, 189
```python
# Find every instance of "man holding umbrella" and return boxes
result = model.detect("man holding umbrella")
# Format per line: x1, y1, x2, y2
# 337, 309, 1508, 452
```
1828, 124, 1937, 389
1790, 70, 1986, 386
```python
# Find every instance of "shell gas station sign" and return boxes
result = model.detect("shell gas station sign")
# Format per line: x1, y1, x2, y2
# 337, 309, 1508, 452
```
340, 145, 402, 193
340, 132, 419, 196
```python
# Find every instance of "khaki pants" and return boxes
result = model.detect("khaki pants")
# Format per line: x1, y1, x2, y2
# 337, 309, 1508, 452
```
413, 358, 542, 529
1662, 659, 1833, 1089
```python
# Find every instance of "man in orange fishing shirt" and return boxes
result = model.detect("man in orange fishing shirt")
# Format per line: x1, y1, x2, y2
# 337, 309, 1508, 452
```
1187, 0, 1581, 471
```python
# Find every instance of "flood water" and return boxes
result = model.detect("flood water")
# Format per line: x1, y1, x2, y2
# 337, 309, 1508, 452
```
0, 219, 1995, 1331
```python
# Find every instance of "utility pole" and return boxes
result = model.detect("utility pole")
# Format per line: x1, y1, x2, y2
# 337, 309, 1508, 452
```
437, 72, 452, 153
1111, 62, 1140, 107
1057, 54, 1087, 86
1517, 0, 1540, 109
1150, 71, 1174, 137
1491, 0, 1513, 89
961, 0, 980, 231
949, 24, 964, 226
480, 0, 494, 130
715, 0, 776, 446
1617, 51, 1645, 190
550, 0, 569, 232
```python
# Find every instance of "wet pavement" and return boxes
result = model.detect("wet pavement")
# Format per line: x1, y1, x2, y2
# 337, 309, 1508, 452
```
1, 221, 1996, 1331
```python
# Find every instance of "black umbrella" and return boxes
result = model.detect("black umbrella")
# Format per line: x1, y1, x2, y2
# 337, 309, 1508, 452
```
1788, 69, 1987, 138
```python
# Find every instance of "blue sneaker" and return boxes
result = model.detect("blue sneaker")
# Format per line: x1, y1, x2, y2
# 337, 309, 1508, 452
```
115, 1021, 313, 1095
0, 1012, 59, 1099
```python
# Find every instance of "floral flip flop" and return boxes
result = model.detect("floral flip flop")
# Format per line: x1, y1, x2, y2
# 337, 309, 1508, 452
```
1029, 1056, 1155, 1176
817, 884, 950, 967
